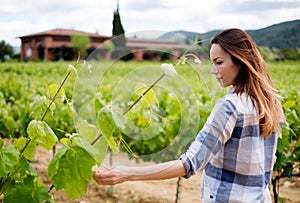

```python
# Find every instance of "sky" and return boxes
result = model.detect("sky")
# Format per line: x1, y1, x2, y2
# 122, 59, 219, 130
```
1, 0, 300, 47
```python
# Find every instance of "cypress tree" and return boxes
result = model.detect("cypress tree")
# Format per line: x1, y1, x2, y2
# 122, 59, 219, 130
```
112, 0, 126, 58
112, 1, 125, 37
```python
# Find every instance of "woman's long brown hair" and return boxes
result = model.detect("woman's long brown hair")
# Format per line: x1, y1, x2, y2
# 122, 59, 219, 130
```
211, 28, 284, 137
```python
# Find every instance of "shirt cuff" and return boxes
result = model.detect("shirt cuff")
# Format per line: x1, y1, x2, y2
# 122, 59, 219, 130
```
179, 156, 194, 179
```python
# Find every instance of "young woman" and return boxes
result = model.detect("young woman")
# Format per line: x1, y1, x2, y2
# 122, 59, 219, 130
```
92, 28, 284, 202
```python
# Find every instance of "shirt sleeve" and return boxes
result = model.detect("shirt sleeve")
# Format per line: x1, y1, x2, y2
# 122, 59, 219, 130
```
180, 98, 238, 178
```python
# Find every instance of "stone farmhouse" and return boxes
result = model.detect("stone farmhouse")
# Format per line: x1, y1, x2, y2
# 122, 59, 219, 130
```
19, 28, 110, 61
19, 28, 188, 61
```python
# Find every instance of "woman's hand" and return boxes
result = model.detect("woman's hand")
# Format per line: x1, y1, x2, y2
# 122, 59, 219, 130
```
92, 166, 131, 185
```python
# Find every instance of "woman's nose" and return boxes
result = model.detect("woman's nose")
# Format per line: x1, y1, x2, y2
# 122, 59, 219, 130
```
211, 65, 218, 74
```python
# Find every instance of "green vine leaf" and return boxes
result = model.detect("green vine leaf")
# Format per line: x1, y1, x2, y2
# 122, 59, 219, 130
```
97, 106, 116, 135
0, 107, 8, 121
30, 96, 54, 121
27, 120, 58, 150
97, 106, 119, 154
76, 120, 108, 164
60, 137, 71, 146
135, 83, 158, 109
48, 143, 96, 199
14, 137, 36, 161
47, 145, 68, 178
71, 136, 101, 164
94, 92, 106, 114
92, 135, 108, 164
18, 156, 38, 176
0, 140, 19, 178
3, 174, 51, 203
47, 83, 65, 100
76, 119, 98, 143
112, 108, 128, 131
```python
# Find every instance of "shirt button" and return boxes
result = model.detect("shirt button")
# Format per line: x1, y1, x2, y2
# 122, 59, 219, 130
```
210, 195, 213, 199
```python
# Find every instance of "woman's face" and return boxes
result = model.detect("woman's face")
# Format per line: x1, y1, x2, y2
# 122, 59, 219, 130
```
210, 43, 241, 87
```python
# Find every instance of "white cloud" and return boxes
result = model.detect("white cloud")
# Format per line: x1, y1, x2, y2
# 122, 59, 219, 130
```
0, 0, 299, 47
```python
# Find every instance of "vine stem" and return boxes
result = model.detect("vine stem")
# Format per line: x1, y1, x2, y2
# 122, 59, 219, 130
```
91, 40, 205, 146
90, 73, 166, 145
19, 138, 31, 155
20, 60, 80, 156
41, 71, 71, 121
10, 60, 81, 195
175, 177, 182, 203
20, 71, 73, 156
52, 47, 201, 192
50, 69, 166, 192
123, 73, 165, 115
272, 172, 300, 203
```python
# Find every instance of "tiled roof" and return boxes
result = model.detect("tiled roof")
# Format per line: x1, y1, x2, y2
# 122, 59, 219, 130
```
19, 28, 110, 39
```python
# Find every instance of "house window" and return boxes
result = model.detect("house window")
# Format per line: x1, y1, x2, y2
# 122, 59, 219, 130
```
91, 38, 102, 43
37, 37, 44, 43
53, 37, 70, 42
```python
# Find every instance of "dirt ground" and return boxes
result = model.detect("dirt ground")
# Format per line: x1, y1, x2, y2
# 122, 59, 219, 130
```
31, 147, 300, 203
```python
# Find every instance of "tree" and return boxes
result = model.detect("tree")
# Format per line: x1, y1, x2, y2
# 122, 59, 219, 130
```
112, 7, 125, 38
0, 40, 14, 61
71, 34, 90, 58
111, 2, 126, 59
279, 47, 300, 60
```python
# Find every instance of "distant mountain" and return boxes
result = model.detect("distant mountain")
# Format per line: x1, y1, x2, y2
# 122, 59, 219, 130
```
159, 19, 300, 48
159, 30, 219, 46
247, 20, 300, 48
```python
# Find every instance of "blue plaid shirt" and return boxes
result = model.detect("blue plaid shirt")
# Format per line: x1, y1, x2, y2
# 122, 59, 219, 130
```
180, 89, 279, 202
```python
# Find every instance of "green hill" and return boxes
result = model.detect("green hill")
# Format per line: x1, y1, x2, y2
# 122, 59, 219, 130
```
159, 19, 300, 48
247, 20, 300, 48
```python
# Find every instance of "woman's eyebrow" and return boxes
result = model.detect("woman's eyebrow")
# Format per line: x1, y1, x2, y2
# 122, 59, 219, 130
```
211, 56, 221, 62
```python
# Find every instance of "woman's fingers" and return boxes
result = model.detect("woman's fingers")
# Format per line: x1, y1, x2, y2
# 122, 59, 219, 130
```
92, 165, 132, 185
92, 170, 121, 185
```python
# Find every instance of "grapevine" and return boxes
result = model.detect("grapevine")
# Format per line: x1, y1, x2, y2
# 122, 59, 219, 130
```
0, 55, 299, 202
0, 43, 204, 201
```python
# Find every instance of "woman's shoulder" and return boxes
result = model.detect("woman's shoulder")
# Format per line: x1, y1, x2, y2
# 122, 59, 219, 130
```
216, 89, 257, 114
216, 88, 240, 105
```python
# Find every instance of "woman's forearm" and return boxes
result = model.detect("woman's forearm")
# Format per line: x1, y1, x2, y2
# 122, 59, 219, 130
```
129, 159, 186, 181
93, 159, 186, 185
